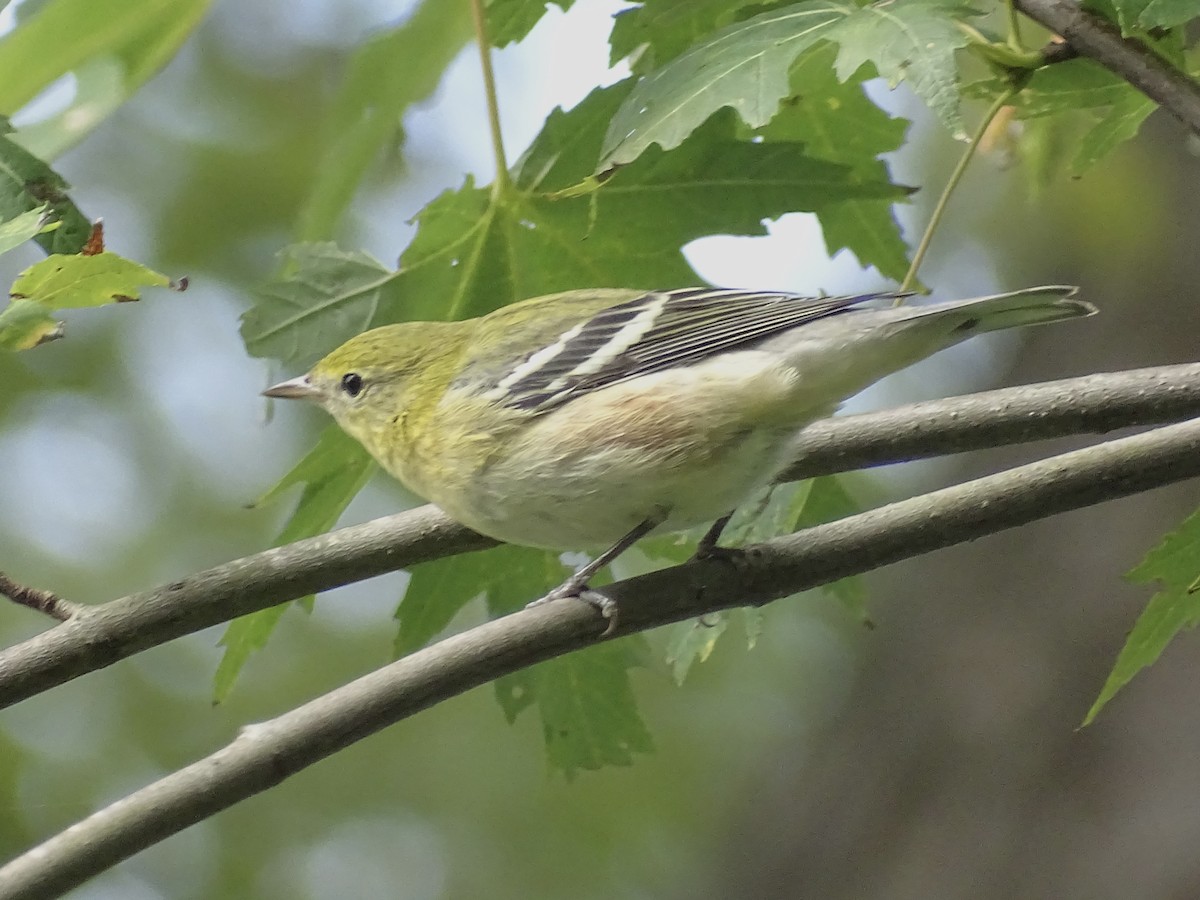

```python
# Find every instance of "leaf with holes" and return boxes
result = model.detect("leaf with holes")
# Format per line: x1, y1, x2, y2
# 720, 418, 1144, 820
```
0, 132, 90, 255
601, 0, 975, 169
2, 251, 171, 350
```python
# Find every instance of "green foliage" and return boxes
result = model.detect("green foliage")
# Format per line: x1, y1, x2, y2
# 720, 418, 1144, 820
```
487, 0, 576, 46
609, 0, 769, 72
242, 243, 398, 369
225, 0, 1200, 763
600, 0, 975, 171
1086, 509, 1200, 725
660, 475, 866, 683
294, 0, 474, 242
214, 426, 375, 702
969, 55, 1165, 176
395, 544, 564, 656
390, 541, 655, 775
0, 206, 55, 256
242, 82, 905, 370
498, 639, 655, 777
1, 251, 171, 350
0, 0, 214, 158
1094, 0, 1200, 31
3, 0, 1197, 776
0, 129, 90, 255
758, 44, 912, 280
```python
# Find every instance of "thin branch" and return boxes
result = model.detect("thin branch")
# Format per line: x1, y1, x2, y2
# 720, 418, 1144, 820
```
0, 573, 80, 621
4, 416, 1200, 900
901, 85, 1016, 293
1013, 0, 1200, 135
2, 363, 1200, 710
0, 505, 496, 710
470, 0, 509, 194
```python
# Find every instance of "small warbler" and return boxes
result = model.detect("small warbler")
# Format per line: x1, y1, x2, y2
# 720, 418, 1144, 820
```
265, 285, 1093, 623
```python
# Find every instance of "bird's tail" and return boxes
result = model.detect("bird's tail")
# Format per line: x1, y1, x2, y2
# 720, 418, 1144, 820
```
916, 285, 1096, 334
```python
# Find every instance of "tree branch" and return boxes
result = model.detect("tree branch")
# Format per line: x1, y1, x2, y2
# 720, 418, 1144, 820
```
1013, 0, 1200, 135
2, 364, 1200, 710
4, 415, 1200, 899
783, 362, 1200, 479
0, 573, 79, 621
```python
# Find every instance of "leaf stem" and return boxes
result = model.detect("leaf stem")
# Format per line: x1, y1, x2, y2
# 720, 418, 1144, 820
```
900, 86, 1017, 293
470, 0, 509, 195
1007, 0, 1024, 51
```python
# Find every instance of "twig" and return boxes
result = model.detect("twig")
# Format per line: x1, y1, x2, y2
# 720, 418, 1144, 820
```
2, 363, 1200, 710
470, 0, 509, 194
0, 572, 79, 621
4, 416, 1200, 900
1013, 0, 1200, 135
901, 86, 1016, 293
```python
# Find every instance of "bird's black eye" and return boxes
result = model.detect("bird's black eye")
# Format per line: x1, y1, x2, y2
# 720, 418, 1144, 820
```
340, 373, 364, 397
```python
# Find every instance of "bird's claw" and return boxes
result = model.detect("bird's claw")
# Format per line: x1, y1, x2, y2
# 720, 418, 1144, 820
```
526, 582, 619, 637
691, 542, 748, 567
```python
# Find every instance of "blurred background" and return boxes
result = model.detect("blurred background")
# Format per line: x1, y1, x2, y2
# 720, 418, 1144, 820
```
0, 1, 1197, 897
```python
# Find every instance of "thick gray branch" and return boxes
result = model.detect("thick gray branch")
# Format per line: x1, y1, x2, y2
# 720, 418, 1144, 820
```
2, 364, 1200, 710
1013, 0, 1200, 135
784, 362, 1200, 479
4, 416, 1200, 900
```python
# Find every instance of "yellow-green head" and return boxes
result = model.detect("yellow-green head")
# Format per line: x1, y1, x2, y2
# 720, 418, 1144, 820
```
264, 321, 472, 465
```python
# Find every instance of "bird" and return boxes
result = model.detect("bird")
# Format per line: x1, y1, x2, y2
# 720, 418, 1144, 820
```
264, 285, 1094, 628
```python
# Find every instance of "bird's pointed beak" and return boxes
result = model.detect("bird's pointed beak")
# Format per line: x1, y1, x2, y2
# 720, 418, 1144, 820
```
263, 375, 318, 400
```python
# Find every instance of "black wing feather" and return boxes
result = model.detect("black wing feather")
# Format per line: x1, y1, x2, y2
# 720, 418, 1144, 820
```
504, 288, 907, 412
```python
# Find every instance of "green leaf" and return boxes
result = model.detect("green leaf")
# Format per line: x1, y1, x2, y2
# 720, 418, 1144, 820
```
254, 425, 376, 533
1133, 0, 1200, 28
213, 427, 375, 702
608, 0, 767, 72
486, 0, 574, 46
969, 59, 1160, 177
0, 132, 90, 254
394, 540, 651, 776
0, 297, 61, 349
666, 614, 729, 684
757, 44, 911, 280
525, 640, 655, 777
602, 2, 848, 168
1091, 0, 1200, 30
601, 0, 974, 169
1085, 508, 1200, 725
663, 476, 865, 681
485, 549, 570, 722
829, 0, 974, 138
396, 544, 564, 656
1, 251, 171, 350
295, 0, 472, 241
740, 606, 764, 648
0, 205, 56, 256
0, 0, 212, 158
9, 250, 169, 305
996, 60, 1135, 116
1071, 91, 1155, 173
241, 242, 399, 369
394, 555, 485, 658
243, 82, 907, 368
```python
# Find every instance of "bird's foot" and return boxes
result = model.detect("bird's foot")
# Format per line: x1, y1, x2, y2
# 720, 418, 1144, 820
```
526, 578, 619, 636
690, 541, 748, 566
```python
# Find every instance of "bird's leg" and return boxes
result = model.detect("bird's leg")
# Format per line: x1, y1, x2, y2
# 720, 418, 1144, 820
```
692, 511, 737, 561
527, 514, 665, 635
